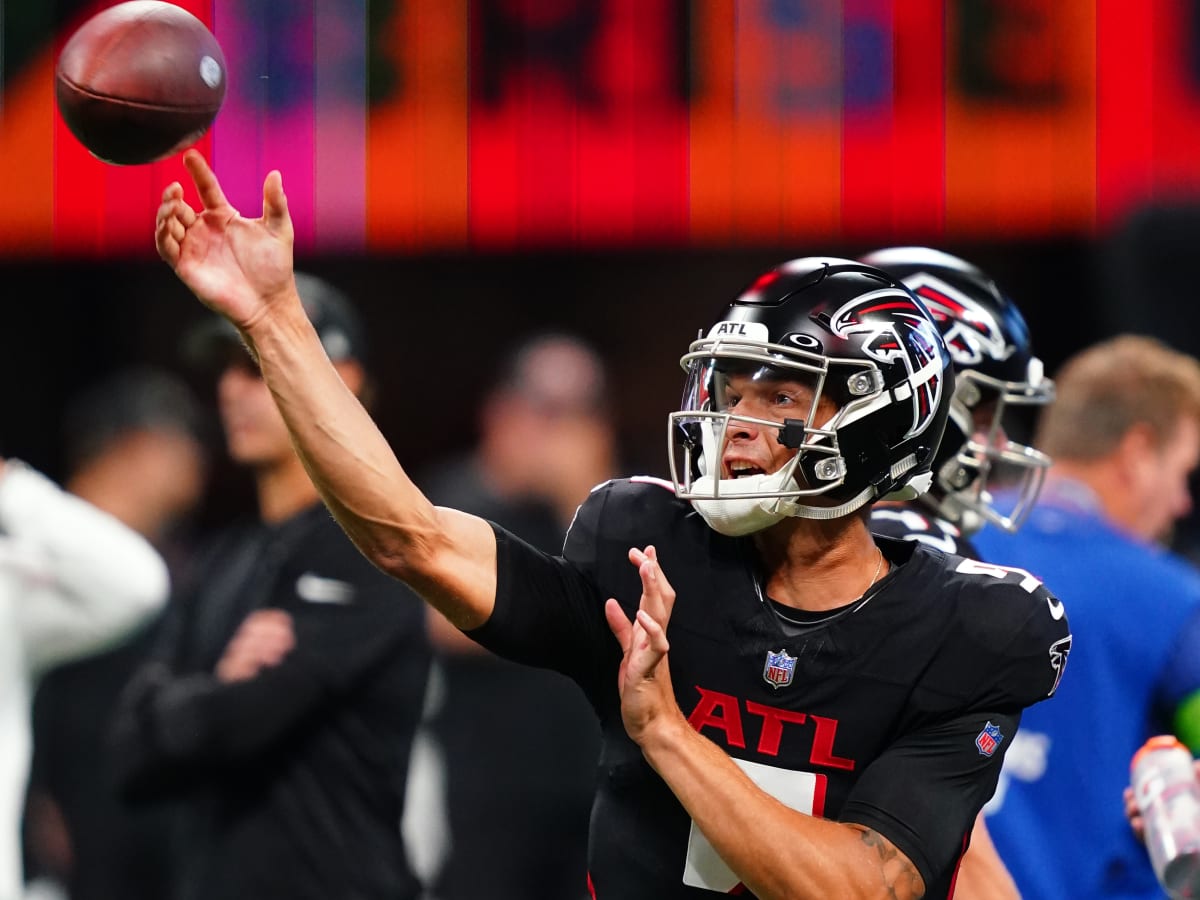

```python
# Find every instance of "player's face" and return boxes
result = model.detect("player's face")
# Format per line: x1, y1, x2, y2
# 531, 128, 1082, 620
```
970, 398, 1004, 446
715, 370, 834, 479
1135, 415, 1200, 543
217, 359, 294, 467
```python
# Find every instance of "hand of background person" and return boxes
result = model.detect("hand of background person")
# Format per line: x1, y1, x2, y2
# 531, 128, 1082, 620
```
1125, 782, 1144, 842
1123, 759, 1200, 842
216, 609, 296, 683
155, 150, 297, 332
604, 545, 682, 746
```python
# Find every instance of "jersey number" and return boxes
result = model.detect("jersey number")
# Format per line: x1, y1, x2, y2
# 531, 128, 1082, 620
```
682, 758, 826, 893
955, 558, 1042, 593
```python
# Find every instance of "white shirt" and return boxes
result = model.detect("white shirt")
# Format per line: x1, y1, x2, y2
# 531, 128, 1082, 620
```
0, 462, 168, 900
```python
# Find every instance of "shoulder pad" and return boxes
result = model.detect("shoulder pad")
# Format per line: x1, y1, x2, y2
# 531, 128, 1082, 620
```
944, 557, 1073, 705
870, 504, 967, 556
564, 477, 698, 571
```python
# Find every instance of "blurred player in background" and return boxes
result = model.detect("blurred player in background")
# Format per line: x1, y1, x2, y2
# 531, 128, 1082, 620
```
413, 333, 611, 900
976, 335, 1200, 899
109, 274, 432, 900
24, 367, 209, 900
0, 443, 169, 900
862, 248, 1054, 558
861, 247, 1056, 900
151, 153, 1072, 898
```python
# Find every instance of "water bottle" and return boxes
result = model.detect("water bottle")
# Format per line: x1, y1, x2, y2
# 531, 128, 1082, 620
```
1131, 735, 1200, 898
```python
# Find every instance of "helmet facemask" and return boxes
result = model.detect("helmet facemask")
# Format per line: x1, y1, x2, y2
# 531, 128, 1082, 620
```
931, 360, 1054, 534
669, 330, 892, 535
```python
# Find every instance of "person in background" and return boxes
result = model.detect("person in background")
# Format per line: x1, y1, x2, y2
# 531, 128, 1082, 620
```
860, 247, 1058, 900
23, 367, 209, 900
862, 247, 1054, 558
109, 274, 432, 900
0, 444, 169, 900
976, 334, 1200, 900
413, 333, 612, 900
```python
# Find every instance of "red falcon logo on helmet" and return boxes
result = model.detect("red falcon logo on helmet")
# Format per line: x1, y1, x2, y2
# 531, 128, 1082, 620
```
905, 273, 1012, 368
829, 288, 945, 440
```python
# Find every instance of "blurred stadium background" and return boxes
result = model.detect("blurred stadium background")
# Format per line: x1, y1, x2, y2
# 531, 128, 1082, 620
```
1, 0, 1198, 540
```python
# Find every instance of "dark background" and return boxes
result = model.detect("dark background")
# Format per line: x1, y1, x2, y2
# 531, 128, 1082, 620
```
2, 223, 1187, 535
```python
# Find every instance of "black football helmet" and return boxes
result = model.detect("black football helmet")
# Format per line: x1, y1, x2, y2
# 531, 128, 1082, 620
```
669, 257, 954, 531
860, 247, 1054, 534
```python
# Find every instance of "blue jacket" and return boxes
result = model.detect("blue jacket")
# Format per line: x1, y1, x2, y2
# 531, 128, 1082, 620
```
977, 480, 1200, 899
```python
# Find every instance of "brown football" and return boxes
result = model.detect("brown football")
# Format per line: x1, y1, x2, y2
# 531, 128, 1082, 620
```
55, 1, 226, 166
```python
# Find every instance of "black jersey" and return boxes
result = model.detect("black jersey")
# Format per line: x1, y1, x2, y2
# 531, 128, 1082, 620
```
870, 502, 979, 559
472, 478, 1070, 899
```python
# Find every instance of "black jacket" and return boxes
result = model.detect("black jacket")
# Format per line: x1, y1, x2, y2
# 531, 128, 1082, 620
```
111, 503, 431, 900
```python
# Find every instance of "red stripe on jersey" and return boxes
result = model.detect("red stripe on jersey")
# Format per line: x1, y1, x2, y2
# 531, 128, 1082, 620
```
946, 828, 970, 897
812, 773, 828, 817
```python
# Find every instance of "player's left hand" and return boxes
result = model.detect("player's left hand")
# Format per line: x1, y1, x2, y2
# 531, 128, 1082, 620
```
605, 545, 682, 746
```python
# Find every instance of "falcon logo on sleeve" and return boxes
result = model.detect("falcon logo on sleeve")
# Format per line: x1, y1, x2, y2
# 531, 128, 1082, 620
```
1047, 635, 1072, 697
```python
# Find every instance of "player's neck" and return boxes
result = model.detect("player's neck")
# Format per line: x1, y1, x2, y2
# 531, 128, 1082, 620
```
752, 515, 885, 612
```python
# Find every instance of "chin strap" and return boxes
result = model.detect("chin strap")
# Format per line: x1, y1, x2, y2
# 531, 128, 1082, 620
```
786, 485, 877, 521
689, 469, 802, 536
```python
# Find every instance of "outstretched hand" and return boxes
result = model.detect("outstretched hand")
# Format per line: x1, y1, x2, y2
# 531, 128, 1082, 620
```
604, 545, 683, 747
155, 149, 297, 330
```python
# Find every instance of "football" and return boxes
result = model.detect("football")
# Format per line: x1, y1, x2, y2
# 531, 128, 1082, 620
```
55, 1, 226, 166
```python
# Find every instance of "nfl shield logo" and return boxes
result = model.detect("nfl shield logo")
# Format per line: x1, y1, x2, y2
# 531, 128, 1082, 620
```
975, 721, 1004, 757
763, 649, 796, 689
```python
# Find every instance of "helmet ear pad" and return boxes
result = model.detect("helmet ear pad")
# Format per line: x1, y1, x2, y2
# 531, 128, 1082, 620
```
830, 406, 937, 502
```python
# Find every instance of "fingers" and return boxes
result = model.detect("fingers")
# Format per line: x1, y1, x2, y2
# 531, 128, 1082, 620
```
625, 609, 670, 682
262, 169, 292, 235
155, 219, 179, 265
216, 611, 296, 683
628, 544, 676, 625
606, 599, 670, 683
605, 597, 632, 651
155, 181, 198, 264
234, 609, 295, 662
1124, 786, 1145, 842
183, 148, 230, 210
635, 609, 670, 655
611, 546, 676, 665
